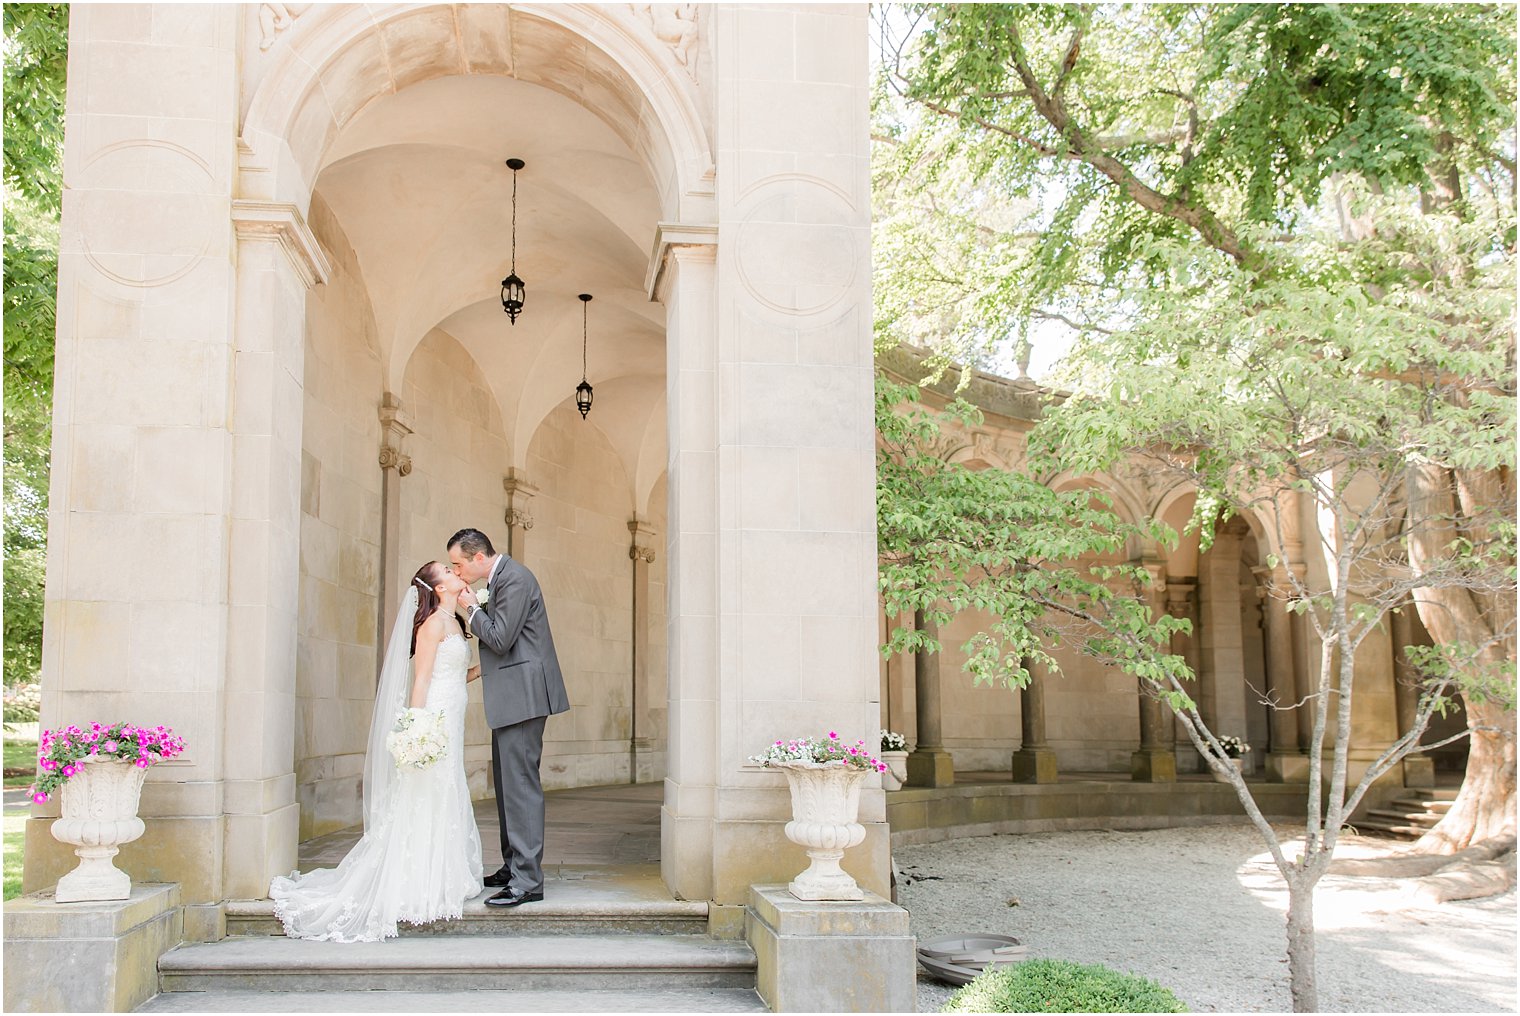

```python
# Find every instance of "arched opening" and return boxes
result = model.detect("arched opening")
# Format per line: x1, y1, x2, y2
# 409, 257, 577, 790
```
269, 4, 703, 857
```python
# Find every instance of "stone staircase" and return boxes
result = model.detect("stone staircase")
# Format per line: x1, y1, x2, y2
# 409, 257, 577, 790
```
1356, 789, 1457, 840
137, 891, 764, 1012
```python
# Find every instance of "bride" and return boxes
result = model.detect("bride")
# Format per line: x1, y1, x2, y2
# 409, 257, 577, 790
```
270, 562, 485, 941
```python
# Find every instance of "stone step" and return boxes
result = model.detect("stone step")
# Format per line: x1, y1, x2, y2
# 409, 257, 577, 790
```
138, 987, 767, 1013
157, 934, 757, 993
1409, 789, 1460, 803
1366, 807, 1441, 826
226, 896, 710, 937
1354, 818, 1425, 840
1389, 797, 1452, 814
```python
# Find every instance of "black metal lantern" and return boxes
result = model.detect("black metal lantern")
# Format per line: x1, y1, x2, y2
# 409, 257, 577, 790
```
575, 293, 594, 420
500, 158, 526, 324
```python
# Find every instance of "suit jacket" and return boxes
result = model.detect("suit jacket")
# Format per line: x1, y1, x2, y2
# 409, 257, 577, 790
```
470, 555, 570, 730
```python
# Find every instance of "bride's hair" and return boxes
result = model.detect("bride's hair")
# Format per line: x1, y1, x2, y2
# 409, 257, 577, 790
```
409, 561, 471, 657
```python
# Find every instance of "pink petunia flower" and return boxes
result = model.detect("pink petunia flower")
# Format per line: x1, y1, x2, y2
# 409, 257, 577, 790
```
32, 792, 48, 804
134, 758, 150, 768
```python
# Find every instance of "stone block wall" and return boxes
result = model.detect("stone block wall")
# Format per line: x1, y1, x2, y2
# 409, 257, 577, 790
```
294, 196, 383, 838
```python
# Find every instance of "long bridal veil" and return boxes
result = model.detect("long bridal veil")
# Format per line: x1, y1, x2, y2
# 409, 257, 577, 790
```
361, 585, 419, 834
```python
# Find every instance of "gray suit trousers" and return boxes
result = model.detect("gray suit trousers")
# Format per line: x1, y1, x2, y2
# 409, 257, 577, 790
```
490, 715, 548, 893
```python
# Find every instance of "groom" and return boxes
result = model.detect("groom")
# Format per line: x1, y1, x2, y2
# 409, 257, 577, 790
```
447, 527, 570, 907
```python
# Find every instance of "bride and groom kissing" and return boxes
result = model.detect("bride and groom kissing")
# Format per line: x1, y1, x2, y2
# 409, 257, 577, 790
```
270, 528, 570, 942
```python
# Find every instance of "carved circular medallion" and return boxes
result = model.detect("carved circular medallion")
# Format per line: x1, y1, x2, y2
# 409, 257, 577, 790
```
77, 141, 218, 288
734, 177, 860, 316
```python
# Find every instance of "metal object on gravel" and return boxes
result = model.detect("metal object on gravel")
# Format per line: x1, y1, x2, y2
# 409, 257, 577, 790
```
916, 935, 1027, 985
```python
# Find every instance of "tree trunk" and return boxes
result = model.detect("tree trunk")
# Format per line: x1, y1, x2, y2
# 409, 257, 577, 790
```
1284, 878, 1317, 1013
1419, 696, 1518, 852
1406, 460, 1517, 852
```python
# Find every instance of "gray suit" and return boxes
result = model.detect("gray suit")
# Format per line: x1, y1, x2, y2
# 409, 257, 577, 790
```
469, 555, 569, 893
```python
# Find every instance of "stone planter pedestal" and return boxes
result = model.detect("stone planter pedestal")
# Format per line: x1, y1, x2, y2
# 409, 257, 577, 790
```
51, 760, 148, 903
746, 884, 915, 1012
775, 762, 868, 901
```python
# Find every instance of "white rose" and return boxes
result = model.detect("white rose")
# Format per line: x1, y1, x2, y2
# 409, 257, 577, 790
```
476, 586, 490, 606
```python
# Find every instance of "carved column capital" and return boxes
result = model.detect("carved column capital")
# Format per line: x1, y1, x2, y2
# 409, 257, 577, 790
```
628, 515, 658, 564
377, 392, 414, 476
378, 445, 412, 476
1164, 579, 1197, 619
503, 468, 538, 544
503, 467, 539, 501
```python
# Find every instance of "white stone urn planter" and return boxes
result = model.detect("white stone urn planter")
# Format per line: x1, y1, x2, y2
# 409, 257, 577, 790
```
776, 761, 868, 901
1212, 757, 1245, 783
50, 759, 148, 903
879, 750, 909, 791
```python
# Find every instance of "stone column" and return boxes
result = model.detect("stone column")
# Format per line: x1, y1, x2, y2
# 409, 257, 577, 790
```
1011, 659, 1059, 783
1132, 565, 1176, 782
1259, 567, 1308, 783
502, 468, 537, 560
657, 237, 721, 904
375, 393, 412, 662
1165, 583, 1197, 768
906, 611, 954, 788
219, 199, 327, 910
659, 4, 884, 916
23, 5, 322, 941
1390, 604, 1435, 787
1288, 577, 1316, 753
1197, 527, 1248, 740
629, 516, 658, 784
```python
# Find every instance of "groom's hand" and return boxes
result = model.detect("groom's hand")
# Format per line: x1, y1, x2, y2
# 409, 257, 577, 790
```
459, 587, 479, 611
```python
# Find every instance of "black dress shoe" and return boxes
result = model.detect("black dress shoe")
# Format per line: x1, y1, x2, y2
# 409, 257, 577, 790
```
484, 887, 544, 908
483, 868, 511, 888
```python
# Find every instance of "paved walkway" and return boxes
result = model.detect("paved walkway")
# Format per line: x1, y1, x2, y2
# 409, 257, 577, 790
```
299, 782, 663, 872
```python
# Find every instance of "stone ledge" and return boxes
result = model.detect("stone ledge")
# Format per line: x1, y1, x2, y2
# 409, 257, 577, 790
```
4, 883, 184, 1013
886, 778, 1406, 847
5, 882, 181, 940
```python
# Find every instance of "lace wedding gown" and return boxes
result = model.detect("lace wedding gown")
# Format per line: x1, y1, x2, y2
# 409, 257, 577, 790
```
270, 633, 483, 942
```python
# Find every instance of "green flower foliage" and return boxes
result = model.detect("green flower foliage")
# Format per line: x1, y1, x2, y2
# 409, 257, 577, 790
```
941, 958, 1189, 1014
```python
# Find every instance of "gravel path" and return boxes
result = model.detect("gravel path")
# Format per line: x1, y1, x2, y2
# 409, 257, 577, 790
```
896, 825, 1516, 1013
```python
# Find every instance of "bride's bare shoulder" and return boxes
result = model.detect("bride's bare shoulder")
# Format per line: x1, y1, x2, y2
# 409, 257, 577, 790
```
417, 610, 449, 643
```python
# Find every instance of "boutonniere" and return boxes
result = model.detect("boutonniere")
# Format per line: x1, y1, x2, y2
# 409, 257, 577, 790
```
476, 586, 490, 607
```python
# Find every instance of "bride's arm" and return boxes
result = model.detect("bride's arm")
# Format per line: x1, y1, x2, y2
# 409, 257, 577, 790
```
466, 664, 481, 684
410, 618, 441, 707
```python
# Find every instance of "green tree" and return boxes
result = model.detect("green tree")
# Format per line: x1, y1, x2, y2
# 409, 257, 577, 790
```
875, 5, 1515, 1011
3, 3, 67, 688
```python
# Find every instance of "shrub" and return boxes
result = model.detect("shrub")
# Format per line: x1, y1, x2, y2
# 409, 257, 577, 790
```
2, 683, 40, 724
942, 958, 1188, 1013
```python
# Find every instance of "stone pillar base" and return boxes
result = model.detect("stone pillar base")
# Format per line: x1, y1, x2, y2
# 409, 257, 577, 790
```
1266, 752, 1311, 783
1402, 755, 1436, 788
746, 884, 914, 1013
906, 748, 955, 788
1130, 749, 1177, 783
1011, 747, 1059, 784
3, 883, 182, 1013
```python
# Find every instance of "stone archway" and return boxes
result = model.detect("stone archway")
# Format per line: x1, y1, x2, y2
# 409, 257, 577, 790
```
244, 3, 709, 886
35, 4, 879, 929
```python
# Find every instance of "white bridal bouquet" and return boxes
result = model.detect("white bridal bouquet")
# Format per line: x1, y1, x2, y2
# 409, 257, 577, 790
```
387, 707, 447, 769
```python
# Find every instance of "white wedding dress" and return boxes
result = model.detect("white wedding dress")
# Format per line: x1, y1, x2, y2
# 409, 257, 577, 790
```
270, 631, 483, 942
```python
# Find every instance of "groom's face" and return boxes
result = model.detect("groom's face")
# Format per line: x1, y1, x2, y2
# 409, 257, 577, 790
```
448, 546, 487, 584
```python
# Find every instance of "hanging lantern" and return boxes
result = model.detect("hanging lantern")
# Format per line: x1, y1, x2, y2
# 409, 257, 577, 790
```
576, 293, 594, 420
500, 158, 526, 324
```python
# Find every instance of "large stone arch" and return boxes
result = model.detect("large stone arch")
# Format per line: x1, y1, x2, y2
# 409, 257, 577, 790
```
239, 3, 714, 223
